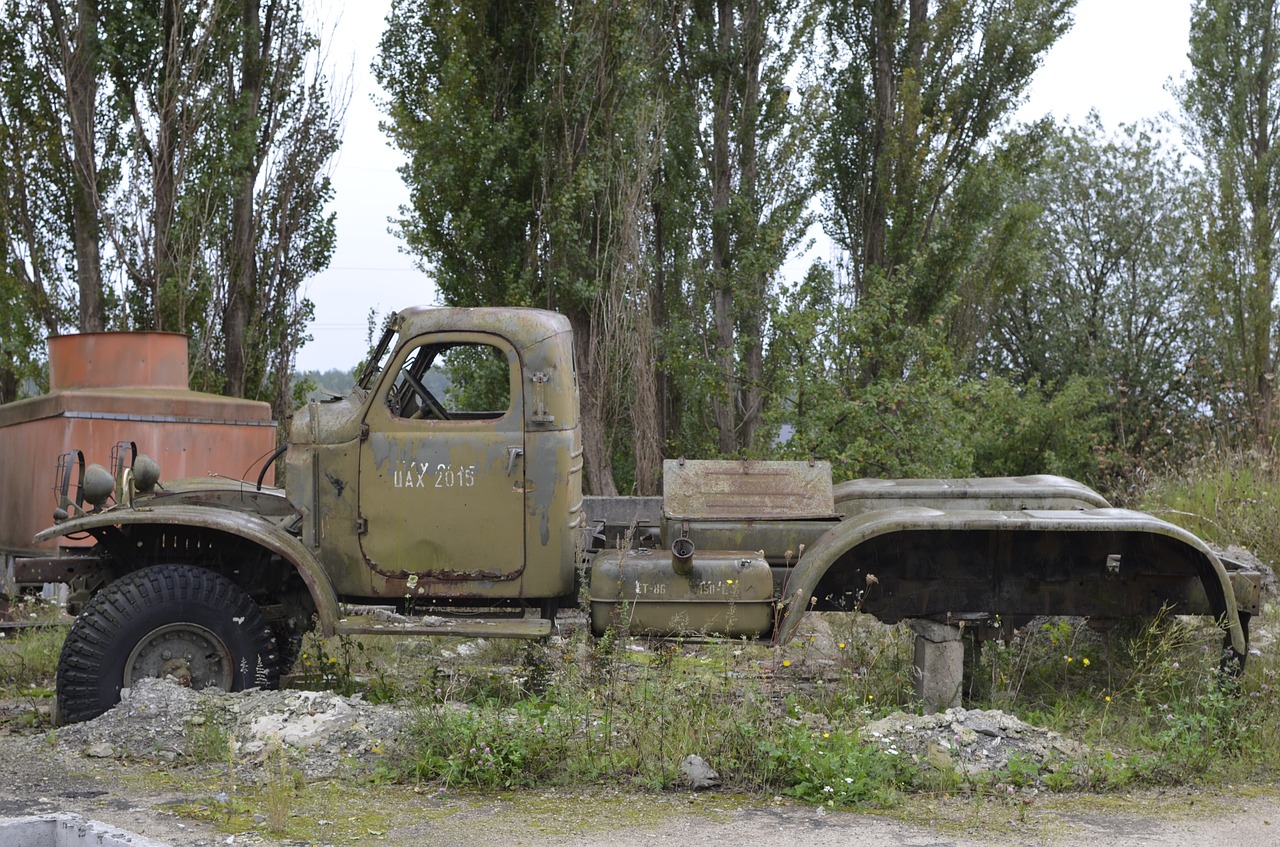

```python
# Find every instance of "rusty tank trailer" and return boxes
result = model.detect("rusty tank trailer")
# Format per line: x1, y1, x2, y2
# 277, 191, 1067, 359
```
25, 307, 1265, 723
0, 331, 276, 613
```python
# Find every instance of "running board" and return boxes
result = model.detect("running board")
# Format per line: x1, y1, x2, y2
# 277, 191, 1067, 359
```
335, 617, 552, 639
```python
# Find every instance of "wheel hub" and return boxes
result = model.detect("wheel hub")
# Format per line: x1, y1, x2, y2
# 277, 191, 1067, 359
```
123, 623, 235, 690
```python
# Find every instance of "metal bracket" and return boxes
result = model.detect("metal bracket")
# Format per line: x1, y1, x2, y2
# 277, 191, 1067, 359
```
529, 371, 554, 423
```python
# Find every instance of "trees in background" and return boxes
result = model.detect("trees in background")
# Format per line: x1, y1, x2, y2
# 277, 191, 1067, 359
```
375, 0, 1114, 492
0, 0, 99, 402
377, 0, 665, 494
0, 0, 340, 417
1183, 0, 1280, 448
9, 0, 1280, 492
761, 0, 1076, 479
982, 117, 1209, 471
816, 0, 1072, 371
378, 0, 814, 493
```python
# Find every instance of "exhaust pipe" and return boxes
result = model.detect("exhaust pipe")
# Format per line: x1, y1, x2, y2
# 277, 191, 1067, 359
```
671, 537, 695, 576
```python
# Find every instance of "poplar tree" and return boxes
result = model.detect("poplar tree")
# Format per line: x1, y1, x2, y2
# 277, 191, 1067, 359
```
1182, 0, 1280, 446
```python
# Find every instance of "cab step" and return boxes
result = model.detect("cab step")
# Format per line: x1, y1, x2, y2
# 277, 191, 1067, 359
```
335, 616, 552, 639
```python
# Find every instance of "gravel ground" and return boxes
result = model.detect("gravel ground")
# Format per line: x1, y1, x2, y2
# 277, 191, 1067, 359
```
0, 677, 1276, 847
1, 729, 1277, 847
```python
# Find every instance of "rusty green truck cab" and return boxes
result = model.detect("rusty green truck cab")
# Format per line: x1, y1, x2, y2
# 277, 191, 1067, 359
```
283, 307, 583, 607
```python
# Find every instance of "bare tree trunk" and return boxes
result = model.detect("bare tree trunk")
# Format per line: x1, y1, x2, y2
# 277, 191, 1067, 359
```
54, 0, 104, 331
632, 294, 663, 495
650, 188, 670, 480
223, 0, 263, 398
152, 0, 181, 331
1249, 9, 1278, 448
1249, 194, 1276, 445
738, 0, 763, 452
570, 309, 618, 497
864, 0, 895, 295
710, 0, 737, 455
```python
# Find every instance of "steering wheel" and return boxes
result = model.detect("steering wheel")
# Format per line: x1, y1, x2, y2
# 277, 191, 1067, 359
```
402, 370, 449, 420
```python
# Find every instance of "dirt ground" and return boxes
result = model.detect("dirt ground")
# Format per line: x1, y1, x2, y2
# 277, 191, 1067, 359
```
1, 733, 1277, 847
0, 692, 1277, 847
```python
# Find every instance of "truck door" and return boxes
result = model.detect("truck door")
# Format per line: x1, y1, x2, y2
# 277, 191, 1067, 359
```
358, 333, 525, 582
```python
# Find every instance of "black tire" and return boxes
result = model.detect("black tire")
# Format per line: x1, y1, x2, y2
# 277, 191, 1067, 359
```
55, 564, 281, 725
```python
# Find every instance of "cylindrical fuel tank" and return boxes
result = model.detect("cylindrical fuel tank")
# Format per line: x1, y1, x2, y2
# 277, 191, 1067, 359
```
588, 547, 774, 638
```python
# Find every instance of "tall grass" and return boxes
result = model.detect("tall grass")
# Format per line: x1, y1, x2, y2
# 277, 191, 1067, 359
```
0, 599, 66, 721
1139, 449, 1280, 564
387, 622, 918, 805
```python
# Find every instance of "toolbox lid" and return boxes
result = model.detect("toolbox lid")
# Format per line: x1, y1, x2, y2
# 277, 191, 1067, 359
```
663, 459, 837, 521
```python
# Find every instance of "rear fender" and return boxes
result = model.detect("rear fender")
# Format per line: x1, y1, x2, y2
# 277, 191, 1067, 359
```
776, 507, 1246, 654
833, 475, 1111, 516
35, 506, 341, 636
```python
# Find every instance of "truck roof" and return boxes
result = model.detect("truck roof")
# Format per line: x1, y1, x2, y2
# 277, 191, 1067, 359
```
395, 306, 572, 350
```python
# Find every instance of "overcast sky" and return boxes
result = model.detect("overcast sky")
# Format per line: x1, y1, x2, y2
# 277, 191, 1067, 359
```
294, 0, 1195, 373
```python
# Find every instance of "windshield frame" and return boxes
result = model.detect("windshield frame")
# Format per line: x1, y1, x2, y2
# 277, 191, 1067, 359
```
355, 315, 401, 391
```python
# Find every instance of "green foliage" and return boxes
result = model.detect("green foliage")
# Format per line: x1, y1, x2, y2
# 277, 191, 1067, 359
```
0, 0, 81, 401
376, 0, 545, 307
960, 596, 1280, 790
0, 0, 337, 417
439, 344, 511, 414
1179, 0, 1280, 446
816, 0, 1074, 353
404, 701, 569, 789
758, 723, 906, 806
969, 375, 1112, 483
0, 620, 64, 696
293, 632, 400, 703
979, 116, 1210, 471
184, 701, 234, 765
294, 367, 358, 404
378, 0, 820, 488
768, 270, 976, 478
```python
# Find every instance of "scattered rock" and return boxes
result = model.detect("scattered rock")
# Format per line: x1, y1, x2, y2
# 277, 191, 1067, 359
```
859, 707, 1086, 781
679, 754, 720, 789
56, 677, 408, 777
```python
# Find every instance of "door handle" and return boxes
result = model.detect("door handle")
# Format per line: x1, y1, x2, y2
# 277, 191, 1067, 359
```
506, 446, 524, 476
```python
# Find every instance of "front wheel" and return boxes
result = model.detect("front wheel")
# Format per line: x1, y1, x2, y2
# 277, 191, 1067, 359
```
55, 564, 281, 724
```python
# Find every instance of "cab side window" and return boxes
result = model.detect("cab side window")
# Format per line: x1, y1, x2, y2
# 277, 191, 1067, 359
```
386, 341, 511, 421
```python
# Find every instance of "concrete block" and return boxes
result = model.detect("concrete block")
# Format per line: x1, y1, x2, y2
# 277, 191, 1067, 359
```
908, 619, 964, 713
0, 814, 171, 847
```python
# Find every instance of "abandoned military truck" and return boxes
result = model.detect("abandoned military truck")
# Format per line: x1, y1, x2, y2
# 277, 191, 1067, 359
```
34, 307, 1264, 723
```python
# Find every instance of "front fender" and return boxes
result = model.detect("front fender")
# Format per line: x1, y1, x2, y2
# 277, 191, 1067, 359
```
35, 506, 341, 637
776, 507, 1247, 654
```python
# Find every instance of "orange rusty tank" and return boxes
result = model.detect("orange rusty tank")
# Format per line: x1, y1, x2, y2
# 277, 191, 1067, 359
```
0, 332, 277, 555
